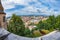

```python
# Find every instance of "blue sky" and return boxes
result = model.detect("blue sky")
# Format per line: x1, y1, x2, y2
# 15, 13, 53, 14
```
1, 0, 60, 17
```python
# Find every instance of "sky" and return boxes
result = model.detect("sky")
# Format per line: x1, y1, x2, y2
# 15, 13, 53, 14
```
1, 0, 60, 17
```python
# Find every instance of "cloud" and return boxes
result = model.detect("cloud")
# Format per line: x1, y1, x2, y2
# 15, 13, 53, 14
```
2, 0, 15, 9
2, 0, 40, 9
1, 0, 60, 17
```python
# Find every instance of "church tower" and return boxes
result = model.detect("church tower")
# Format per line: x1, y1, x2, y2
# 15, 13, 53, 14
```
0, 0, 6, 29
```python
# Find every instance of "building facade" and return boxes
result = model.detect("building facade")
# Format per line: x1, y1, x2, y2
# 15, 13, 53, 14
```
0, 0, 6, 29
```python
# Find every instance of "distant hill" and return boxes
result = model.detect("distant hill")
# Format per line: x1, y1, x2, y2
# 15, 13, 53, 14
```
6, 14, 49, 20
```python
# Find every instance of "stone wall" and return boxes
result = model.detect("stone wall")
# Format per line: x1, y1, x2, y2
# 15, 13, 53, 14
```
0, 13, 7, 29
0, 28, 60, 40
4, 30, 60, 40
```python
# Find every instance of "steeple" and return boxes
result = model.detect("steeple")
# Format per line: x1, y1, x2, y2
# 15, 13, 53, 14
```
0, 0, 5, 14
0, 0, 4, 12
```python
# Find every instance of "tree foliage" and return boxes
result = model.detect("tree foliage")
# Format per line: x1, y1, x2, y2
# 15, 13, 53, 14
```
7, 14, 60, 38
37, 15, 60, 31
7, 14, 25, 36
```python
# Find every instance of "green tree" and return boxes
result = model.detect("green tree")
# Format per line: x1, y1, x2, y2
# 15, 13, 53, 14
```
24, 28, 33, 37
37, 15, 56, 31
7, 14, 25, 36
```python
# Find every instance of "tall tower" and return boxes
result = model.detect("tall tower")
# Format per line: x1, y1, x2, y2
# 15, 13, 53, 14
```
0, 0, 4, 11
0, 0, 6, 29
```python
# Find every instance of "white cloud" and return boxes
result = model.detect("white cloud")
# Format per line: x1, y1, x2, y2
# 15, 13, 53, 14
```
2, 0, 15, 9
1, 0, 60, 17
2, 0, 40, 9
2, 0, 34, 9
20, 6, 38, 13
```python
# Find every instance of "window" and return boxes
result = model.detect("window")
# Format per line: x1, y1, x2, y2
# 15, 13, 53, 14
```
0, 21, 2, 27
3, 16, 5, 22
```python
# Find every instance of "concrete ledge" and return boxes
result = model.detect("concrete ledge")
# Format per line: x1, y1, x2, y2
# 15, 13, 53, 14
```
0, 28, 60, 40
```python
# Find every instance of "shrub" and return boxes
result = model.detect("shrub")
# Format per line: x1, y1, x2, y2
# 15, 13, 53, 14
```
33, 30, 42, 37
40, 29, 50, 35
